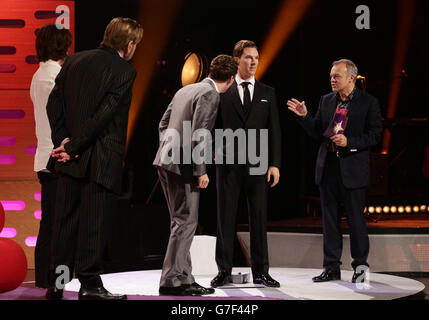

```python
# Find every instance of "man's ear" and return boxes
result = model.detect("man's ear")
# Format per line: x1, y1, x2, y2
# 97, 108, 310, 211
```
227, 76, 234, 85
124, 41, 133, 54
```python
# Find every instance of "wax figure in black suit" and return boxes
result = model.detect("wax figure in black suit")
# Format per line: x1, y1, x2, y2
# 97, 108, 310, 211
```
287, 59, 382, 283
211, 40, 282, 288
46, 18, 143, 300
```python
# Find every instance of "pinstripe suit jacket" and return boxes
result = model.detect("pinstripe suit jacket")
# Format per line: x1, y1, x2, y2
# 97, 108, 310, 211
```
46, 46, 137, 194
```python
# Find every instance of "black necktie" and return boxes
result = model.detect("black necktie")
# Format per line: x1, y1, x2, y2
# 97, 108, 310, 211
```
241, 82, 251, 112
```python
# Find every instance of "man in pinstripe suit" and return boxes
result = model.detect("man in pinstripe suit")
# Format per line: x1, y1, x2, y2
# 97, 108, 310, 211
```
46, 18, 143, 300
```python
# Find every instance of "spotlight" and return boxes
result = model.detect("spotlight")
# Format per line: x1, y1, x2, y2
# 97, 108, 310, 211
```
376, 206, 382, 214
181, 52, 207, 87
390, 206, 397, 213
405, 206, 412, 213
420, 205, 427, 212
413, 206, 419, 213
383, 206, 390, 214
368, 206, 375, 214
398, 206, 404, 213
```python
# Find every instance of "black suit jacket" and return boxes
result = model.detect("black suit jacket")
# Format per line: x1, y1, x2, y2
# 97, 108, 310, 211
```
299, 88, 382, 189
216, 80, 282, 173
46, 46, 137, 194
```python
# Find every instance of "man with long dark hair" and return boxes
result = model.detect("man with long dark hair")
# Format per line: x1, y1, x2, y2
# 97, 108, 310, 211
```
30, 23, 72, 300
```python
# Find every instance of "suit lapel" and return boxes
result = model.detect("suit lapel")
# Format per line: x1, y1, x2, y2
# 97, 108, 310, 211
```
337, 87, 360, 135
326, 94, 337, 128
229, 81, 247, 123
345, 88, 361, 126
246, 81, 263, 121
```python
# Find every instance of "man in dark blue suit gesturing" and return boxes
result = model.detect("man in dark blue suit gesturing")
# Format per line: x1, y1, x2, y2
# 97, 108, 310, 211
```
287, 59, 382, 283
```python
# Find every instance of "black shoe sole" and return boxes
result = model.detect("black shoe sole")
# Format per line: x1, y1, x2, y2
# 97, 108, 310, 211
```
312, 277, 341, 283
78, 295, 127, 300
253, 281, 280, 288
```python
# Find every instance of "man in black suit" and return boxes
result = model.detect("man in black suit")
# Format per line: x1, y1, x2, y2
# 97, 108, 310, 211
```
46, 18, 143, 300
287, 59, 382, 283
211, 40, 282, 288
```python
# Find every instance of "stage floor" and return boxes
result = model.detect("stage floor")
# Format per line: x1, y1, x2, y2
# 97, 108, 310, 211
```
59, 267, 425, 300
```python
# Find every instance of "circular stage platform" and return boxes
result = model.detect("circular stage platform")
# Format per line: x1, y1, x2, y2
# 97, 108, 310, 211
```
64, 267, 425, 300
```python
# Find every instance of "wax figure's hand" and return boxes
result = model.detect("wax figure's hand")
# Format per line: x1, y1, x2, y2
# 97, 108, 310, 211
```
197, 174, 209, 189
287, 98, 308, 117
267, 166, 280, 188
330, 134, 347, 147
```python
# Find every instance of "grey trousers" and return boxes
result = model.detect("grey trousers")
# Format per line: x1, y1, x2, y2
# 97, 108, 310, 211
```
158, 167, 200, 287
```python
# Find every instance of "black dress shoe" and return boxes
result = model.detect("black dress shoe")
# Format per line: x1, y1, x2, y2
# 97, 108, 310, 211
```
210, 271, 232, 288
312, 269, 341, 283
253, 274, 280, 288
78, 286, 127, 300
183, 282, 215, 295
45, 286, 63, 300
159, 285, 188, 296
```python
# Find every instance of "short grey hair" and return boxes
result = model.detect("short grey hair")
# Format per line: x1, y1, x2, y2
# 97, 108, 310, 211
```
333, 59, 358, 81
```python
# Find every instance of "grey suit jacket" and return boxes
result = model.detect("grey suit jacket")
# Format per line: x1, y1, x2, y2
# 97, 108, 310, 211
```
153, 78, 220, 177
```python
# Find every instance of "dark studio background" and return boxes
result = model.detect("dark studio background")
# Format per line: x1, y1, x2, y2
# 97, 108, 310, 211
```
73, 0, 429, 271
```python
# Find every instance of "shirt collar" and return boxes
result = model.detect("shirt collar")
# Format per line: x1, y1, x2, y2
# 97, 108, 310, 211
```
206, 77, 219, 93
336, 87, 356, 102
235, 74, 255, 87
40, 59, 62, 69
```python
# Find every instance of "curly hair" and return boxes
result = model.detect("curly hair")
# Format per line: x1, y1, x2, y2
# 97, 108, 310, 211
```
36, 24, 72, 62
208, 55, 238, 81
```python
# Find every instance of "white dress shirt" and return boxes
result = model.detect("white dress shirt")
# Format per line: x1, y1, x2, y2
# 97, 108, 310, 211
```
30, 60, 61, 172
235, 74, 255, 104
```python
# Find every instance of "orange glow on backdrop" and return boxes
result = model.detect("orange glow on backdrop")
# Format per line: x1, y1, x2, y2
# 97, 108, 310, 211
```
381, 0, 416, 154
127, 0, 184, 151
255, 0, 314, 79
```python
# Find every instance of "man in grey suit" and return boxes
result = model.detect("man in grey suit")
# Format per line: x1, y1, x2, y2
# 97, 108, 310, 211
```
153, 54, 237, 296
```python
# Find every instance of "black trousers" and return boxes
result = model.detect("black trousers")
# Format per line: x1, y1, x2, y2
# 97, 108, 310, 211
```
51, 174, 116, 289
215, 165, 269, 277
35, 171, 58, 288
319, 153, 370, 271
